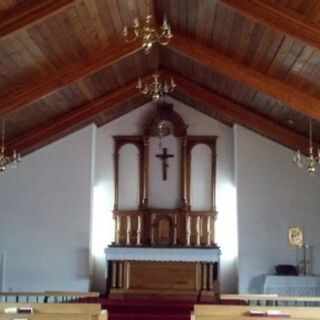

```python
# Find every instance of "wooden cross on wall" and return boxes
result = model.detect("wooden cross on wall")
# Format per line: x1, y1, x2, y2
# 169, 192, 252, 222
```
156, 148, 174, 181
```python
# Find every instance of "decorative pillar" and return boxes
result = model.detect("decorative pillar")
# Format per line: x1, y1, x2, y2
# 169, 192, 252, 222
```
206, 216, 211, 246
137, 215, 142, 246
181, 136, 188, 208
126, 215, 131, 245
151, 213, 155, 245
208, 263, 213, 290
196, 216, 201, 246
118, 262, 123, 288
115, 215, 121, 245
114, 150, 119, 211
142, 137, 149, 208
186, 215, 191, 246
202, 263, 208, 290
173, 214, 177, 245
111, 262, 117, 288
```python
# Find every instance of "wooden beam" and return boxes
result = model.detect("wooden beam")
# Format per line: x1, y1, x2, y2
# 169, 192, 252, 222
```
163, 70, 314, 153
0, 0, 79, 41
0, 39, 141, 118
6, 74, 152, 155
221, 0, 320, 50
168, 34, 320, 122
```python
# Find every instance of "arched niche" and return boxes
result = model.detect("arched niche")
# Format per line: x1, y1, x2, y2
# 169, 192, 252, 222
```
148, 134, 181, 209
187, 136, 217, 211
190, 144, 212, 210
118, 143, 140, 210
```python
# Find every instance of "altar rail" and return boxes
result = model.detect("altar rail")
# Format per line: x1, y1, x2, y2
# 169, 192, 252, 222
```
0, 291, 99, 303
220, 294, 320, 306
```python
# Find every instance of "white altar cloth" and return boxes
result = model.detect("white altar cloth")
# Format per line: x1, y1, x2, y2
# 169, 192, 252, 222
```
105, 247, 220, 263
264, 275, 320, 296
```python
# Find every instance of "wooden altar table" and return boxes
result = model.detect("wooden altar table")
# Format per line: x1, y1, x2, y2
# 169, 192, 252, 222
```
105, 247, 220, 300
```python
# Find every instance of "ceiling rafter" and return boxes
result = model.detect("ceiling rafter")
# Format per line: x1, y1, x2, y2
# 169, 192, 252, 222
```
6, 69, 314, 157
163, 70, 316, 153
6, 73, 153, 155
0, 0, 79, 42
221, 0, 320, 50
168, 33, 320, 122
0, 40, 141, 118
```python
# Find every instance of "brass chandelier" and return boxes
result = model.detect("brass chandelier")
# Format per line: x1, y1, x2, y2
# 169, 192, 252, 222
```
293, 119, 320, 175
136, 73, 176, 102
0, 120, 21, 173
122, 14, 172, 54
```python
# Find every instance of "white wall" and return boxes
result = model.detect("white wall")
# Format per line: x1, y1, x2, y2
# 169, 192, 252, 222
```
235, 125, 320, 293
92, 97, 238, 293
0, 125, 95, 291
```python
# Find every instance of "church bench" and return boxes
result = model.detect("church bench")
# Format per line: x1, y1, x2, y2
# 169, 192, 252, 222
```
192, 304, 320, 319
0, 303, 102, 313
0, 310, 107, 320
220, 293, 320, 306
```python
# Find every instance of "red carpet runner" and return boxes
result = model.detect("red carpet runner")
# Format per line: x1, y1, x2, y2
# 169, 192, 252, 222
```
99, 297, 244, 320
100, 298, 199, 320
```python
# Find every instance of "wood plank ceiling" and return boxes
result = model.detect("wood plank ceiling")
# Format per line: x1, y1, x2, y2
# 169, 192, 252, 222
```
1, 0, 320, 155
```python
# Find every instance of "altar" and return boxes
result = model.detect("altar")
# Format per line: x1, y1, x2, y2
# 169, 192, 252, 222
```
105, 103, 220, 300
105, 247, 220, 300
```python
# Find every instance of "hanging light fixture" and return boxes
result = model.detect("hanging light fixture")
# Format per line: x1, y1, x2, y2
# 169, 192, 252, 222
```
136, 73, 176, 101
122, 10, 172, 54
0, 120, 21, 173
293, 119, 320, 175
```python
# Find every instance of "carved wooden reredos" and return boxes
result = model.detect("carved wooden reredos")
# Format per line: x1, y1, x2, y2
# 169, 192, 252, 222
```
113, 102, 217, 247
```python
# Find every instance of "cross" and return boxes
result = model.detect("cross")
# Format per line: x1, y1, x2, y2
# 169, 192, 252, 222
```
156, 148, 174, 181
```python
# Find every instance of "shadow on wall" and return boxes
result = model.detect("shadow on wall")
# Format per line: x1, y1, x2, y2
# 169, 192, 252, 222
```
76, 247, 90, 279
248, 274, 267, 293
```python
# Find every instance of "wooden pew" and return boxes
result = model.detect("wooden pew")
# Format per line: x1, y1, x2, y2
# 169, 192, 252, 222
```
0, 303, 102, 313
220, 293, 320, 306
0, 310, 107, 320
192, 304, 320, 319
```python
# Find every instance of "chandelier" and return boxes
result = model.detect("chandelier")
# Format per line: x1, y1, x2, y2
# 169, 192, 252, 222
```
122, 14, 172, 54
136, 73, 176, 101
293, 119, 320, 175
0, 120, 21, 173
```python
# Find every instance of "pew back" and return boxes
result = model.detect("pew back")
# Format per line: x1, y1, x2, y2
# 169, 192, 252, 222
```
0, 303, 101, 314
220, 294, 320, 306
0, 310, 107, 320
193, 304, 320, 319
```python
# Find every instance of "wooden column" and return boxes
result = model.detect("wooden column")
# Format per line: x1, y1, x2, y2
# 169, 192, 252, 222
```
115, 215, 120, 245
181, 136, 188, 208
206, 216, 211, 246
114, 150, 119, 211
137, 215, 142, 245
126, 215, 131, 245
142, 137, 149, 208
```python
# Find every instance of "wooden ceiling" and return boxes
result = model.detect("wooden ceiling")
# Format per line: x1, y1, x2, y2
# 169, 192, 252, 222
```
1, 0, 320, 156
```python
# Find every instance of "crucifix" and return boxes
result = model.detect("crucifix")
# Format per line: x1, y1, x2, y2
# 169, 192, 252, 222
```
156, 148, 174, 181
